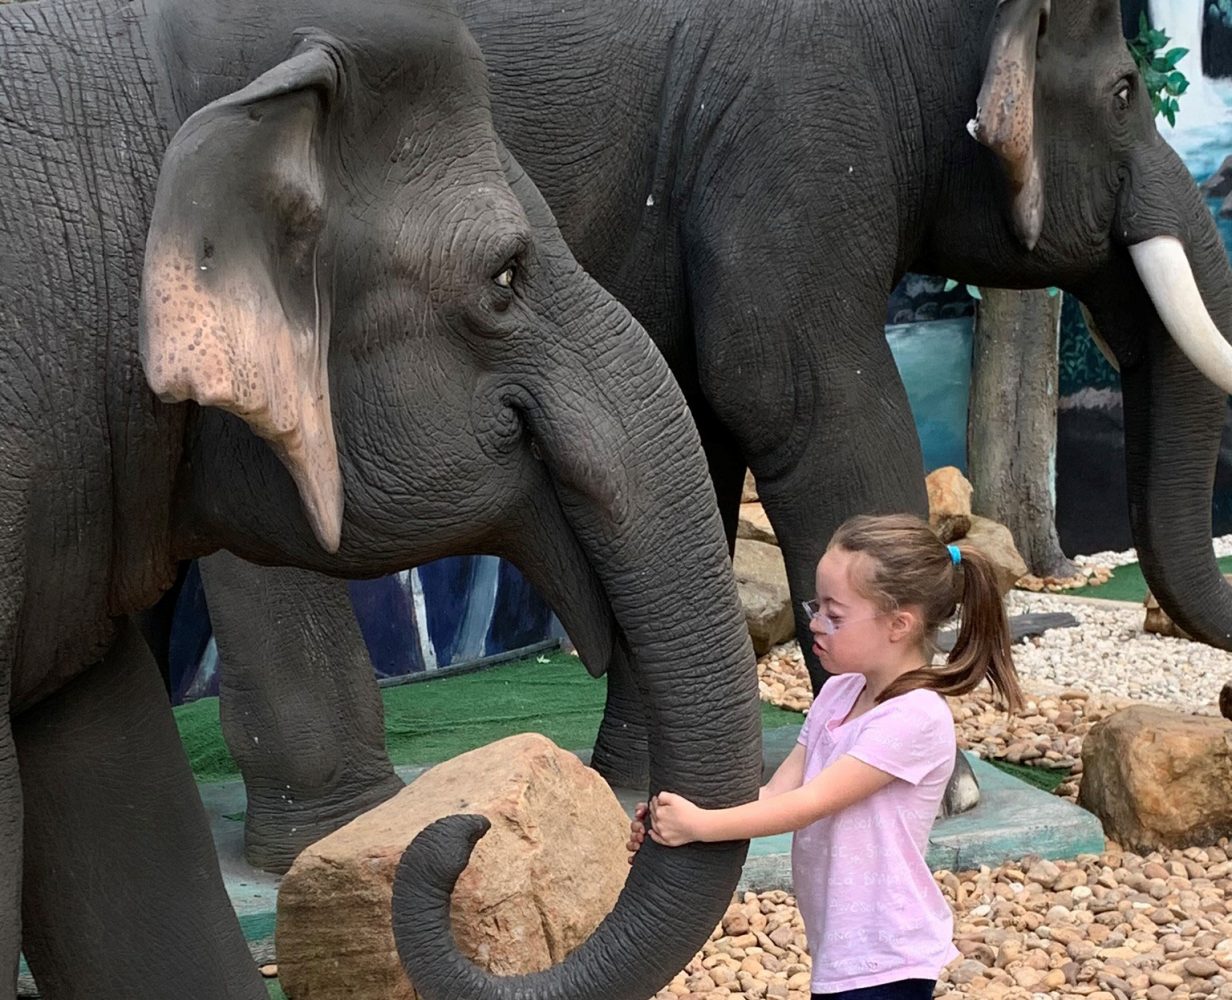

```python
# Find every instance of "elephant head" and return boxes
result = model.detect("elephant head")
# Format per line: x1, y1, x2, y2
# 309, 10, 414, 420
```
933, 0, 1232, 647
137, 3, 761, 997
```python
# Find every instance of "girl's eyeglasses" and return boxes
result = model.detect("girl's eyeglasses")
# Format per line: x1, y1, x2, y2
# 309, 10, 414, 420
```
800, 600, 882, 636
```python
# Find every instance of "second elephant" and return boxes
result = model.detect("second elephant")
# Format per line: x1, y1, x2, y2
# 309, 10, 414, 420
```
193, 0, 1232, 869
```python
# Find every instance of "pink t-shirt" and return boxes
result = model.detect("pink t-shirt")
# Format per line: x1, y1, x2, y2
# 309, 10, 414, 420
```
792, 673, 960, 993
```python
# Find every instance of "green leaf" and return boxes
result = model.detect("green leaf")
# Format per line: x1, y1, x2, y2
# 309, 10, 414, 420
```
1164, 47, 1189, 68
1046, 287, 1060, 297
968, 285, 983, 301
943, 278, 959, 292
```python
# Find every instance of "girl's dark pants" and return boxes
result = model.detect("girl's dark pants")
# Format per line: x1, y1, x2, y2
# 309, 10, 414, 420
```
812, 979, 936, 1000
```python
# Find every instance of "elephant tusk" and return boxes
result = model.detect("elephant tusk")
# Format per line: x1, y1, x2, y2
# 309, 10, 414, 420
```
1078, 303, 1120, 372
1129, 235, 1232, 396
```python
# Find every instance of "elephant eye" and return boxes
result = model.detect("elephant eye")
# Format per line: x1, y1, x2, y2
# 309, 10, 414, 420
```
1115, 80, 1131, 110
494, 264, 516, 289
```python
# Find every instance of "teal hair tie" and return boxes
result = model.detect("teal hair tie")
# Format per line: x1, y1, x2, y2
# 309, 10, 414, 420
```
947, 544, 962, 566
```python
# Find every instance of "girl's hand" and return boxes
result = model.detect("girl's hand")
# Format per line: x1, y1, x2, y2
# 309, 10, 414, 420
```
648, 791, 705, 846
626, 802, 648, 863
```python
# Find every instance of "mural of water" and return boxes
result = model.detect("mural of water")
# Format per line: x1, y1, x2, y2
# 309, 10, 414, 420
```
1151, 0, 1232, 157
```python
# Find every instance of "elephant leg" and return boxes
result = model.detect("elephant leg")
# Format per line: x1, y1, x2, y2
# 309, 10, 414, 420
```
15, 619, 264, 1000
132, 558, 192, 697
0, 700, 19, 1000
1, 540, 22, 1000
696, 395, 750, 554
200, 551, 402, 875
687, 165, 976, 811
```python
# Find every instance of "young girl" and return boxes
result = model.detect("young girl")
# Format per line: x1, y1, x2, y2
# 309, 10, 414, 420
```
628, 513, 1024, 1000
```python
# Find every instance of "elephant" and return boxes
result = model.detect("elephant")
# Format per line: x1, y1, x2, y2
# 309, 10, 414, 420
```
0, 0, 765, 995
192, 0, 1232, 877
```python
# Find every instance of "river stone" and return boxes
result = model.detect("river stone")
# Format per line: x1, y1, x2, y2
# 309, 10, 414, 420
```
734, 538, 794, 655
962, 516, 1029, 596
275, 733, 628, 999
742, 470, 759, 503
1079, 705, 1232, 853
738, 502, 777, 545
926, 466, 974, 543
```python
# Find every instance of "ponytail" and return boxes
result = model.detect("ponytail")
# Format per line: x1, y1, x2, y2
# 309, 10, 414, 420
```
829, 514, 1025, 714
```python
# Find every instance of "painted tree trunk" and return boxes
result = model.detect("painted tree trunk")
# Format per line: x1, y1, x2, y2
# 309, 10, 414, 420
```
968, 288, 1077, 579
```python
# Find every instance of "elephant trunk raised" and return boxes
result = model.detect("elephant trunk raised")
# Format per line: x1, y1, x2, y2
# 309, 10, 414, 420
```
389, 274, 764, 999
1086, 144, 1232, 649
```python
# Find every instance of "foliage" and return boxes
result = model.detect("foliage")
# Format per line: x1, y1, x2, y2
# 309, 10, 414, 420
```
943, 280, 1059, 300
1127, 12, 1191, 126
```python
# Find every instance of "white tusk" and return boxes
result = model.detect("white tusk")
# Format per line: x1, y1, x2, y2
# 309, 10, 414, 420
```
1129, 235, 1232, 396
1079, 303, 1120, 372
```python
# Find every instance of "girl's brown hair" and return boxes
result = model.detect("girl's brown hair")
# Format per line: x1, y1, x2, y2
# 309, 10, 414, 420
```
828, 513, 1024, 713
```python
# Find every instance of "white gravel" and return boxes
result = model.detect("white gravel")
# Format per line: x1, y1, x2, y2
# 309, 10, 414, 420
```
1004, 591, 1232, 718
1073, 534, 1232, 569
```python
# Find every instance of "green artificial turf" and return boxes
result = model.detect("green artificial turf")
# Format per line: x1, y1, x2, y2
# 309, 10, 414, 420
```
176, 650, 804, 783
986, 757, 1071, 793
1061, 555, 1232, 602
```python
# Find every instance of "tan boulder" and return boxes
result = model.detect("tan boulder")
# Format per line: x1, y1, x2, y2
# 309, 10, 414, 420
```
275, 733, 628, 999
1079, 705, 1232, 853
733, 538, 794, 655
737, 503, 777, 545
742, 470, 759, 503
926, 467, 973, 542
962, 515, 1028, 596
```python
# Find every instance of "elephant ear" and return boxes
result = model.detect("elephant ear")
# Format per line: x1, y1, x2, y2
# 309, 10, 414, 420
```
968, 0, 1050, 251
140, 44, 344, 552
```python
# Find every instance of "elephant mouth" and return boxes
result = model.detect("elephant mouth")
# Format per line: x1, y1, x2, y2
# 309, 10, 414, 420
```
493, 484, 622, 683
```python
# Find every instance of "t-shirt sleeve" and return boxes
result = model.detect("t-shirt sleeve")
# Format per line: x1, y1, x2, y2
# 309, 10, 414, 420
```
844, 694, 956, 786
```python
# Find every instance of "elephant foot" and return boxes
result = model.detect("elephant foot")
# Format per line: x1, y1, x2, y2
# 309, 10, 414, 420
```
939, 749, 980, 819
589, 717, 650, 791
243, 772, 404, 874
1221, 681, 1232, 721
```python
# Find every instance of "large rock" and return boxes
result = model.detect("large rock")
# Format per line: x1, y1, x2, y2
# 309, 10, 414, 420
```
925, 466, 973, 543
737, 502, 777, 545
276, 733, 628, 999
733, 538, 794, 655
1079, 705, 1232, 853
962, 515, 1028, 596
742, 470, 758, 503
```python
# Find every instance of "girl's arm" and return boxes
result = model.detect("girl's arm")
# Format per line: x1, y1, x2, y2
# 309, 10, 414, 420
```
758, 743, 806, 800
649, 754, 896, 845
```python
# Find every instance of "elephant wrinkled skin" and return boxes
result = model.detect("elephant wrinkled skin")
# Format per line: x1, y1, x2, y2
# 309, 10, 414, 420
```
200, 0, 1232, 876
0, 0, 762, 996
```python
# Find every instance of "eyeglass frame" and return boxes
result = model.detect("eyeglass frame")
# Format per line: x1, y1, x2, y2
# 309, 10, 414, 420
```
800, 599, 884, 636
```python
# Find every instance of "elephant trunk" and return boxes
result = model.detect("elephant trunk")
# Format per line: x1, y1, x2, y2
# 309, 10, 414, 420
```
391, 293, 763, 999
1087, 146, 1232, 648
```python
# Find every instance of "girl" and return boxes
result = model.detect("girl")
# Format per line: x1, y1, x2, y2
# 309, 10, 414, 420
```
628, 513, 1024, 1000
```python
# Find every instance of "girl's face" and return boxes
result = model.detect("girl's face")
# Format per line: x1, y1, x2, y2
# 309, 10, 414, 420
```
808, 547, 896, 675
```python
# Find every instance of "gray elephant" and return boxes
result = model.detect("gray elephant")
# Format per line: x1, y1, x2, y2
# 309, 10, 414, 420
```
195, 0, 1232, 872
0, 0, 763, 995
